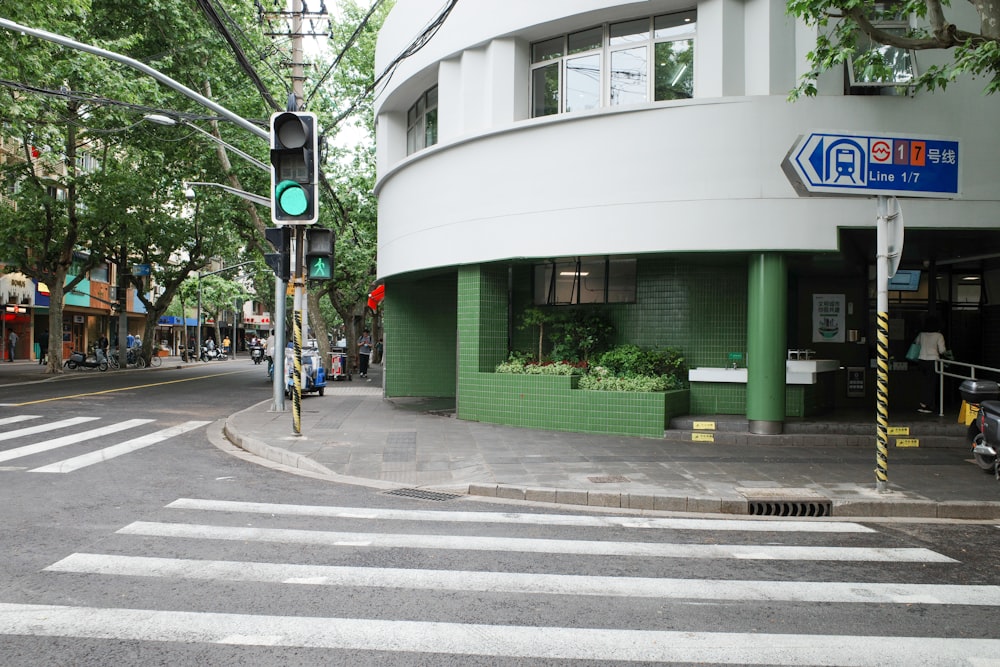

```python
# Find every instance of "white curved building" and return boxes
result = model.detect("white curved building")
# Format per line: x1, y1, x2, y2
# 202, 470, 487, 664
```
373, 0, 1000, 437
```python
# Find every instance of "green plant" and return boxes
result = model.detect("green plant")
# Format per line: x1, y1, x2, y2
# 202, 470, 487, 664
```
548, 310, 614, 363
495, 357, 582, 375
579, 345, 687, 392
519, 307, 551, 361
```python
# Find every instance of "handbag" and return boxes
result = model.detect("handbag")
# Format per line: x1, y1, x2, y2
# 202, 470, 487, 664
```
905, 336, 921, 361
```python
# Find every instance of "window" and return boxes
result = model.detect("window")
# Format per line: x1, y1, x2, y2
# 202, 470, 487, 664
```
534, 257, 637, 305
530, 11, 696, 117
406, 86, 438, 155
90, 263, 109, 283
847, 3, 917, 89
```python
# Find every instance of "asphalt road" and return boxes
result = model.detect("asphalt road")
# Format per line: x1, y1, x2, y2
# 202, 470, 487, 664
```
0, 362, 999, 665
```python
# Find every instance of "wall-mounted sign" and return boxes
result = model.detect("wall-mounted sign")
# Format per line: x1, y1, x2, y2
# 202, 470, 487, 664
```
812, 294, 845, 343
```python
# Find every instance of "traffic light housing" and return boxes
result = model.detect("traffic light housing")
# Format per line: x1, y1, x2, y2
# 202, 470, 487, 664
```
263, 227, 291, 281
270, 111, 319, 224
305, 228, 334, 281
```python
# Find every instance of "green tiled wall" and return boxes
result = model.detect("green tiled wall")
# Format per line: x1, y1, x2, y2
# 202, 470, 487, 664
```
391, 257, 804, 429
384, 273, 457, 397
461, 371, 690, 438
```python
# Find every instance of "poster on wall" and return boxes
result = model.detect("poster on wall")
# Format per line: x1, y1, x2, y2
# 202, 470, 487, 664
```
812, 294, 845, 343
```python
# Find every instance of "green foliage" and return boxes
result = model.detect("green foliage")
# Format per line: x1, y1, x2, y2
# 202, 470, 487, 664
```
549, 310, 614, 363
577, 345, 687, 392
495, 358, 583, 375
787, 0, 1000, 98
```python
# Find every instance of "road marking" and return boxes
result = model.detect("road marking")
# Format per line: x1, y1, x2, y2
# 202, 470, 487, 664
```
0, 416, 98, 442
0, 419, 155, 463
13, 370, 253, 406
165, 498, 875, 533
116, 522, 956, 562
29, 421, 210, 473
0, 415, 40, 426
0, 602, 997, 663
47, 552, 1000, 605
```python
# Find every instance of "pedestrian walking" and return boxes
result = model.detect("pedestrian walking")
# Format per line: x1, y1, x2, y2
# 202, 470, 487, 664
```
915, 315, 948, 414
7, 329, 18, 362
358, 329, 373, 379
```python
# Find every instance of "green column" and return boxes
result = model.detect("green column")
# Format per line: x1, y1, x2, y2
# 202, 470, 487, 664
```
746, 253, 787, 434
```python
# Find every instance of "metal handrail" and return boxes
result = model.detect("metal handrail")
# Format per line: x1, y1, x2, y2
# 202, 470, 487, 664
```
936, 359, 1000, 416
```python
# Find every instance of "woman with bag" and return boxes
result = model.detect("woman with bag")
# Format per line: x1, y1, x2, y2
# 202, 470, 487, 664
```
914, 316, 947, 414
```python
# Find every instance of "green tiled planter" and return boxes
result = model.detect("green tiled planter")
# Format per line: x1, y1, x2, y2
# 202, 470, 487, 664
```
458, 372, 690, 438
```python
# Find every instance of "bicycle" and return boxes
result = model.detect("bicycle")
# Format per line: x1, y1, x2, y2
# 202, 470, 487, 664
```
108, 347, 146, 369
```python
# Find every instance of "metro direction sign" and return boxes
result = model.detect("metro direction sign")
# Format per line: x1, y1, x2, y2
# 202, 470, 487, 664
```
782, 131, 960, 198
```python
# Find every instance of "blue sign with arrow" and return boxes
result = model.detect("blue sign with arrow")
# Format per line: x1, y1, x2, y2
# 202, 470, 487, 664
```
782, 131, 959, 198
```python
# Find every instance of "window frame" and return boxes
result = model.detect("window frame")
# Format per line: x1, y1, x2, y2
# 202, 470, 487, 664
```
533, 256, 637, 306
406, 85, 439, 155
530, 11, 696, 118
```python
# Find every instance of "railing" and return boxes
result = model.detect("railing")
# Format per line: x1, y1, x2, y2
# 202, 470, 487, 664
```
936, 359, 1000, 416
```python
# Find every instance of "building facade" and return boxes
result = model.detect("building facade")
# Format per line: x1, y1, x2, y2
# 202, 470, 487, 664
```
373, 0, 1000, 436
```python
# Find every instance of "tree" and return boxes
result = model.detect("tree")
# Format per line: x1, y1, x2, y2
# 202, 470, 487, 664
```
787, 0, 1000, 97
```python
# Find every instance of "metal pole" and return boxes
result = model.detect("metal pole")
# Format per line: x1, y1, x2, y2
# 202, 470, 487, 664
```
292, 227, 305, 435
875, 195, 890, 493
270, 277, 286, 412
196, 273, 202, 362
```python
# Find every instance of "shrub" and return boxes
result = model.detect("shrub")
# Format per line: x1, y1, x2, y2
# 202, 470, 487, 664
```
578, 345, 687, 392
495, 358, 583, 375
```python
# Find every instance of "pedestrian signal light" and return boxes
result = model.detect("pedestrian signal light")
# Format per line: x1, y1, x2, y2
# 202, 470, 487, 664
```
270, 111, 319, 224
305, 228, 334, 281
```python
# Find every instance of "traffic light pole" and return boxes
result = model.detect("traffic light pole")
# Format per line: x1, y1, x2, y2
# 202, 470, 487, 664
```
291, 226, 306, 434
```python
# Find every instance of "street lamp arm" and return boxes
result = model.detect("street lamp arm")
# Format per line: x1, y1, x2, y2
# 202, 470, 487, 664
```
0, 18, 269, 142
185, 182, 271, 208
199, 261, 257, 278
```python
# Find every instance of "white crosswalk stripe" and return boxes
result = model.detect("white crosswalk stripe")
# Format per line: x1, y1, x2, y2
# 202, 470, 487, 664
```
0, 413, 209, 472
117, 520, 955, 562
6, 498, 999, 663
29, 421, 210, 473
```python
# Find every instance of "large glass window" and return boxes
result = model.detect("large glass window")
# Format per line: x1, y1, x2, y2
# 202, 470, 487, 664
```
530, 11, 696, 118
534, 257, 637, 305
847, 27, 916, 87
406, 86, 438, 155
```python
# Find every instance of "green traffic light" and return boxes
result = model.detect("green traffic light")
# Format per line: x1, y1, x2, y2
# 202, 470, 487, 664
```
275, 180, 308, 216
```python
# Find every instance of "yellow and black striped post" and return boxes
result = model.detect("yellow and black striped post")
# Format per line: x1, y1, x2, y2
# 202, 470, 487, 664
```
292, 310, 303, 434
875, 310, 889, 490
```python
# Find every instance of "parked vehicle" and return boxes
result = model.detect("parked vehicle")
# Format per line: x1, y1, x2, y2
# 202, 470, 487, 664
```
959, 379, 1000, 479
64, 349, 108, 372
201, 344, 228, 362
284, 343, 326, 397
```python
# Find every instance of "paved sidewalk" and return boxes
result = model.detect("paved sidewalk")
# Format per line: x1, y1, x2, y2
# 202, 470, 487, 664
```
3, 359, 998, 519
223, 366, 1000, 520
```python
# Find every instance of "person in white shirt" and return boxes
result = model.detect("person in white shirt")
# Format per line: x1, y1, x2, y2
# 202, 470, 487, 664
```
916, 315, 947, 414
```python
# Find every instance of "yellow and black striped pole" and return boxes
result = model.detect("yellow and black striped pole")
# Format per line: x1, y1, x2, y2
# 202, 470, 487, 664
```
292, 309, 303, 434
874, 195, 900, 493
875, 310, 889, 489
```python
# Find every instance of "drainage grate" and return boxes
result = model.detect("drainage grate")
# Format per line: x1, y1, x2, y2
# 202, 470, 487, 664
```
384, 488, 462, 502
747, 499, 832, 517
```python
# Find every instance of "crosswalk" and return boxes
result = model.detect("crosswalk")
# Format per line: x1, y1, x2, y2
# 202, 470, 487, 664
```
4, 497, 1000, 664
0, 414, 209, 473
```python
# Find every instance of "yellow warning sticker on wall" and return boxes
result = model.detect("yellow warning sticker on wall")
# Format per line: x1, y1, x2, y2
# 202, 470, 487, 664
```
692, 432, 715, 443
692, 421, 716, 431
896, 438, 920, 448
888, 426, 910, 436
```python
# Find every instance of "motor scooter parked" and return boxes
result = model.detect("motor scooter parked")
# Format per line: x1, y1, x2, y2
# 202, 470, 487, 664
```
201, 344, 228, 362
64, 349, 109, 371
959, 379, 1000, 479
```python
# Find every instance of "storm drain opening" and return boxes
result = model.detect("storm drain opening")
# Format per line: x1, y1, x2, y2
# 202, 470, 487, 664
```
384, 488, 462, 502
747, 499, 832, 517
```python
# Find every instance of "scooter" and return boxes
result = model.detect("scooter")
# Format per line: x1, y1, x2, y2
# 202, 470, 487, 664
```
64, 349, 109, 372
959, 379, 1000, 479
201, 345, 228, 362
250, 344, 264, 365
